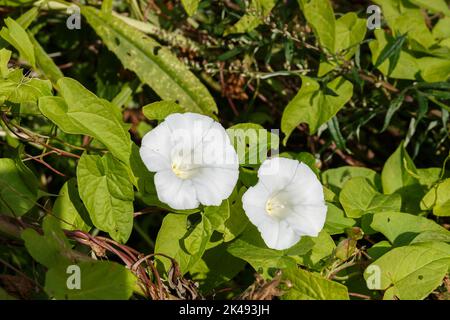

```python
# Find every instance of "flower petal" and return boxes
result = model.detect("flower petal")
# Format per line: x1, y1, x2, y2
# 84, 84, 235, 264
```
285, 204, 327, 237
257, 157, 299, 193
154, 170, 199, 210
191, 166, 239, 206
258, 219, 301, 250
242, 184, 271, 224
284, 162, 324, 206
140, 121, 172, 172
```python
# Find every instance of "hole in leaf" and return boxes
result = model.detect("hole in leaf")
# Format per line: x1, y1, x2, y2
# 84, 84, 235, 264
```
115, 37, 120, 46
387, 218, 391, 222
418, 275, 423, 280
153, 46, 162, 56
175, 100, 180, 104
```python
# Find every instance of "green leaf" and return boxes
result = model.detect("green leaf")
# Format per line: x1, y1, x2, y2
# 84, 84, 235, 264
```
45, 260, 136, 300
369, 29, 420, 80
227, 123, 276, 166
181, 0, 200, 16
53, 179, 92, 232
142, 100, 185, 121
281, 76, 353, 143
21, 216, 83, 268
0, 66, 52, 105
223, 187, 249, 242
367, 240, 392, 260
81, 6, 217, 116
155, 213, 209, 274
327, 116, 347, 150
29, 32, 64, 84
318, 12, 367, 76
381, 142, 423, 213
227, 224, 297, 270
38, 77, 131, 164
282, 267, 349, 300
339, 177, 402, 218
0, 287, 16, 300
190, 243, 246, 293
224, 0, 276, 35
183, 215, 212, 271
0, 48, 11, 78
433, 17, 450, 40
0, 158, 38, 217
418, 57, 450, 83
420, 178, 450, 216
381, 92, 404, 132
101, 0, 113, 13
77, 153, 134, 243
322, 166, 382, 195
382, 143, 419, 194
374, 33, 406, 72
324, 203, 356, 235
290, 230, 336, 270
370, 211, 449, 246
409, 0, 450, 15
297, 0, 335, 52
364, 242, 450, 300
204, 200, 231, 232
0, 17, 35, 68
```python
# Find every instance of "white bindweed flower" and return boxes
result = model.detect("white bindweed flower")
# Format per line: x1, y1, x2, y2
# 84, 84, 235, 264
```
139, 112, 239, 210
242, 157, 327, 250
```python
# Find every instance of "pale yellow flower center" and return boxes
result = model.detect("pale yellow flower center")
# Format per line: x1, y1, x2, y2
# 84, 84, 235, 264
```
265, 197, 287, 217
171, 161, 197, 179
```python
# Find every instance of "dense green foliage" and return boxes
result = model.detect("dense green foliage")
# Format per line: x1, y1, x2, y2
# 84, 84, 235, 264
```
0, 0, 449, 300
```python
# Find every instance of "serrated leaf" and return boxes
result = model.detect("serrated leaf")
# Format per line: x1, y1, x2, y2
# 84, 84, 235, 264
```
81, 6, 217, 116
77, 153, 134, 243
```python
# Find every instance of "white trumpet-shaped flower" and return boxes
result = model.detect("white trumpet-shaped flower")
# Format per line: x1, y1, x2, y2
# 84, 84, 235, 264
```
139, 112, 239, 210
242, 157, 327, 250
